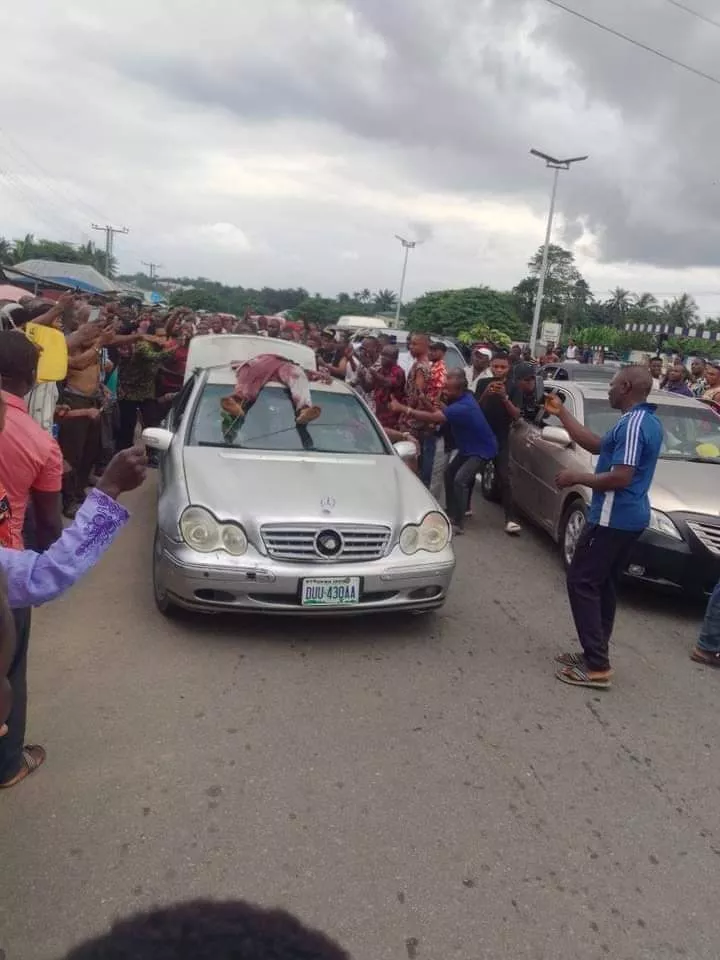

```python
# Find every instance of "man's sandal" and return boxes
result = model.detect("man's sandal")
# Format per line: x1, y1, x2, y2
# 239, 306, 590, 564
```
556, 665, 612, 690
0, 744, 46, 789
690, 648, 720, 667
555, 652, 586, 667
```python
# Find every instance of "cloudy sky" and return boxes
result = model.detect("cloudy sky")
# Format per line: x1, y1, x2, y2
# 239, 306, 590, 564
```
4, 0, 720, 312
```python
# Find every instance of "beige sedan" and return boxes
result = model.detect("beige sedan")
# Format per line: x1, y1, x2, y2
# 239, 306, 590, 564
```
480, 381, 720, 595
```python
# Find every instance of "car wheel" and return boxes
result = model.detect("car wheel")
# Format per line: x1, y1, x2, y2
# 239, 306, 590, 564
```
153, 528, 180, 617
560, 500, 587, 569
480, 459, 501, 502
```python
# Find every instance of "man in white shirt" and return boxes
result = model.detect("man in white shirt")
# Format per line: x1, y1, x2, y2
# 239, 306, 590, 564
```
465, 346, 493, 392
565, 338, 578, 360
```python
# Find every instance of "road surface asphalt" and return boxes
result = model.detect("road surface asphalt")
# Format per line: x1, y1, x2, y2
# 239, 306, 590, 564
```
0, 479, 717, 960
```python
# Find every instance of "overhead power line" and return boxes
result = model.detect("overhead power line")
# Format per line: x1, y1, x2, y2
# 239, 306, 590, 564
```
542, 0, 720, 89
664, 0, 720, 31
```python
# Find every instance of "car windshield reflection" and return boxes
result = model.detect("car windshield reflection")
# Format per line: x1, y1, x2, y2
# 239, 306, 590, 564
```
187, 384, 389, 455
584, 399, 720, 464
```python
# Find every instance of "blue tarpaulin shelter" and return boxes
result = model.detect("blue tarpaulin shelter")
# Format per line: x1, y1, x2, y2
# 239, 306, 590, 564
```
4, 260, 120, 294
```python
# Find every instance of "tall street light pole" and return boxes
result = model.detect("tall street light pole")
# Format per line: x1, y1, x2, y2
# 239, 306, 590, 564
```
528, 149, 588, 354
394, 234, 417, 327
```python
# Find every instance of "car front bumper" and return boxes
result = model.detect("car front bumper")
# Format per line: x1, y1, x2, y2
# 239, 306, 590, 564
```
155, 533, 456, 615
626, 526, 720, 596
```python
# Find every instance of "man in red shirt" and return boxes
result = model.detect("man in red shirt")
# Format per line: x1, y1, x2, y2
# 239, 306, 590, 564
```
428, 341, 449, 403
372, 345, 406, 430
0, 332, 63, 788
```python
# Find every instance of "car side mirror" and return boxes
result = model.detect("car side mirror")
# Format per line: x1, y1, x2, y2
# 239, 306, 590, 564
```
393, 440, 417, 461
543, 426, 572, 447
142, 427, 174, 452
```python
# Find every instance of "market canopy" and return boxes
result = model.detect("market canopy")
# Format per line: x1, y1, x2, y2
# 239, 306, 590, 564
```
4, 260, 120, 294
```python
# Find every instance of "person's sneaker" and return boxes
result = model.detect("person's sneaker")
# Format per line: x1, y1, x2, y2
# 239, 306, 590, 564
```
504, 521, 522, 536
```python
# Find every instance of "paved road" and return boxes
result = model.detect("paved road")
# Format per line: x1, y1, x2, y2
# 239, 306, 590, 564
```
0, 479, 717, 960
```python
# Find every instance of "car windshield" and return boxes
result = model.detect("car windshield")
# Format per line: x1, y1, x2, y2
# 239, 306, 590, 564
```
187, 383, 389, 455
584, 399, 720, 463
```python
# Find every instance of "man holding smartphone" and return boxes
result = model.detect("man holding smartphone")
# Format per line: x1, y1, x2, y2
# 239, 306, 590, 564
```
475, 353, 539, 535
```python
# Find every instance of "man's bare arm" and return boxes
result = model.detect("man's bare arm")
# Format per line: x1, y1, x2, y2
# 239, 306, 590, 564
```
556, 405, 602, 454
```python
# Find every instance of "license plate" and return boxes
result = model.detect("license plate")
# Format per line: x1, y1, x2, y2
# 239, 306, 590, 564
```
301, 577, 360, 606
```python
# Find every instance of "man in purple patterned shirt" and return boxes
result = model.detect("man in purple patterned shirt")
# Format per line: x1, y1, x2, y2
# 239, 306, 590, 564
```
0, 447, 147, 788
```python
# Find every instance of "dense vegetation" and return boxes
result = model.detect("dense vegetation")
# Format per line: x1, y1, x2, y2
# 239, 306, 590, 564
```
2, 232, 719, 354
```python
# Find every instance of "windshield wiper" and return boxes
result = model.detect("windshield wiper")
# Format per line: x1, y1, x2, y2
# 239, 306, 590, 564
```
659, 454, 719, 463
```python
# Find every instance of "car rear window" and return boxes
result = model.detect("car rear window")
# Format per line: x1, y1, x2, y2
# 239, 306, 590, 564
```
584, 399, 720, 463
187, 383, 390, 455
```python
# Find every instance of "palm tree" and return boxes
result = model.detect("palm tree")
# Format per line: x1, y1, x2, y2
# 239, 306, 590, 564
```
634, 291, 658, 310
664, 293, 699, 325
374, 288, 398, 311
606, 287, 632, 314
11, 233, 36, 263
355, 288, 372, 304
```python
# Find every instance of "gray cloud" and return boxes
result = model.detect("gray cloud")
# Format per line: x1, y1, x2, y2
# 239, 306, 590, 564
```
4, 0, 720, 305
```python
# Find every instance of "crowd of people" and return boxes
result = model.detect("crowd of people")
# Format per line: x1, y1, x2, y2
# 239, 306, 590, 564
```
0, 297, 718, 754
0, 293, 719, 955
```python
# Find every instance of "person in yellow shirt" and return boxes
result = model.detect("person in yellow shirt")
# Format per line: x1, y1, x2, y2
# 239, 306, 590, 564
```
23, 293, 74, 433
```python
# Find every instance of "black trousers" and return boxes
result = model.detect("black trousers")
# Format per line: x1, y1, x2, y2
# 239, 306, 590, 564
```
58, 395, 101, 508
0, 607, 31, 782
495, 441, 516, 523
566, 524, 640, 671
117, 398, 161, 451
445, 454, 486, 529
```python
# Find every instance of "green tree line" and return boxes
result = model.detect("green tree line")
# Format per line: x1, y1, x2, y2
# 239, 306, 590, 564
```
3, 232, 719, 353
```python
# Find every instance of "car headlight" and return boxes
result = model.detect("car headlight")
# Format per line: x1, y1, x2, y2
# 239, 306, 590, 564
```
648, 509, 682, 541
399, 511, 451, 554
180, 506, 248, 555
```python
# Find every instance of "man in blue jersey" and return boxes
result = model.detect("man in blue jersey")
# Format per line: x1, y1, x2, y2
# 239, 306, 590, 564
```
391, 370, 497, 533
544, 366, 662, 689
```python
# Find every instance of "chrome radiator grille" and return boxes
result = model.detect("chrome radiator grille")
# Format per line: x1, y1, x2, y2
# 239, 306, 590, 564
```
261, 524, 391, 562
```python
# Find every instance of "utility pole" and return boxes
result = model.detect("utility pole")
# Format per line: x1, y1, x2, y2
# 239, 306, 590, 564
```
91, 223, 129, 278
528, 149, 588, 354
394, 234, 417, 327
141, 260, 163, 283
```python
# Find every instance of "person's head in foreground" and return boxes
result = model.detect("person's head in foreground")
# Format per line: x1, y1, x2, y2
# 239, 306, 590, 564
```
704, 361, 720, 389
408, 332, 429, 360
490, 350, 510, 380
666, 361, 688, 384
690, 357, 706, 380
0, 329, 40, 397
471, 346, 492, 373
60, 899, 349, 960
608, 364, 653, 412
380, 344, 399, 370
428, 340, 447, 364
445, 369, 468, 402
649, 356, 663, 380
512, 361, 537, 395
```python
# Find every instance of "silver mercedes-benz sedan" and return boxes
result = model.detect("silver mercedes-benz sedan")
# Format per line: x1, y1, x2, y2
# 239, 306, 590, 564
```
143, 351, 455, 616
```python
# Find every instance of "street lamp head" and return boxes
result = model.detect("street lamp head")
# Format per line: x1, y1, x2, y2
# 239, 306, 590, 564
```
394, 234, 417, 248
531, 148, 589, 169
530, 148, 561, 165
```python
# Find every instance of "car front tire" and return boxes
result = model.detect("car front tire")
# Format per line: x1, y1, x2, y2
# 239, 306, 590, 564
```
560, 500, 587, 570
